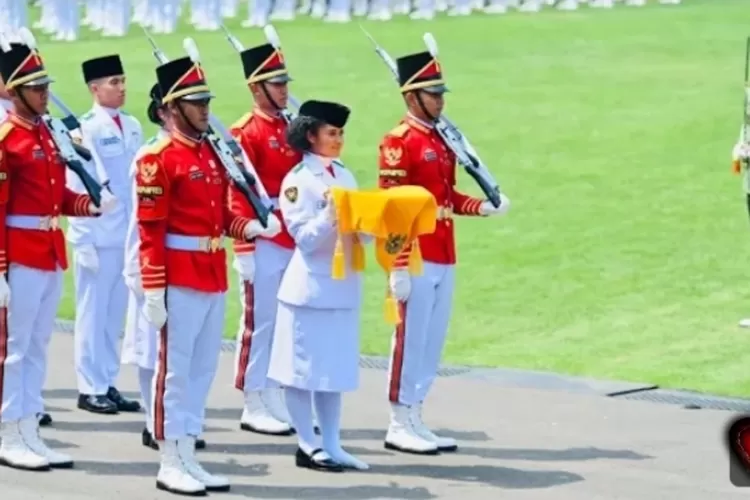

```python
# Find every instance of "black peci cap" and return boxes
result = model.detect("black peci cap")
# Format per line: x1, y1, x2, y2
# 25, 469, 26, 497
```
82, 54, 124, 83
147, 82, 163, 125
298, 100, 350, 128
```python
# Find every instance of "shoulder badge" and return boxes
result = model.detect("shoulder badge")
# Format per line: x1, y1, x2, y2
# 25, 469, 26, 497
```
145, 136, 159, 146
388, 123, 409, 138
292, 162, 305, 173
230, 112, 253, 131
80, 111, 94, 121
284, 186, 298, 203
139, 160, 159, 184
382, 146, 403, 167
120, 110, 131, 116
0, 122, 14, 143
145, 136, 171, 155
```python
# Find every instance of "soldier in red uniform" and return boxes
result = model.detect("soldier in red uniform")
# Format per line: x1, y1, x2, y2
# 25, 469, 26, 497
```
0, 41, 114, 471
230, 41, 301, 435
378, 50, 510, 455
136, 53, 268, 495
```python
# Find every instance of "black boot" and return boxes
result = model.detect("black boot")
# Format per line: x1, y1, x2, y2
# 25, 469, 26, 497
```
107, 387, 141, 412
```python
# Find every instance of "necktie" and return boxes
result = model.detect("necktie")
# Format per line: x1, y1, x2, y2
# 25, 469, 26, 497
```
112, 114, 122, 132
325, 165, 335, 177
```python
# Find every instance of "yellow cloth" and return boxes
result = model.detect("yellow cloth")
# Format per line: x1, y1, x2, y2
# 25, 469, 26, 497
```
329, 185, 437, 324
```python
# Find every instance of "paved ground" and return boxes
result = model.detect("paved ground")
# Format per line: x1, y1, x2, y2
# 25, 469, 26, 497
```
0, 333, 745, 500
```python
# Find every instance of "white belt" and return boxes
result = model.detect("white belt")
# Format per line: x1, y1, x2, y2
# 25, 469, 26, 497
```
7, 215, 60, 231
437, 205, 453, 220
165, 234, 225, 253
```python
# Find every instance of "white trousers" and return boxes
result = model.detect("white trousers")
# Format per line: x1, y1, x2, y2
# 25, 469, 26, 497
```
152, 286, 226, 440
0, 264, 63, 422
233, 240, 292, 393
387, 262, 455, 406
74, 247, 129, 395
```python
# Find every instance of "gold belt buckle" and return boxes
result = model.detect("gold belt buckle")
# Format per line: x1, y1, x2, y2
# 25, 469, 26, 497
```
210, 237, 221, 252
438, 206, 453, 220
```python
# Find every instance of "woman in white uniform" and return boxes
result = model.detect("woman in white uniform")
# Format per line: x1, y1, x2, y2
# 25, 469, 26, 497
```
120, 83, 207, 451
268, 100, 370, 472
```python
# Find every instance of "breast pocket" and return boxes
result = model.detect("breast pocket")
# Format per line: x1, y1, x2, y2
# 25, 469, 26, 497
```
98, 135, 125, 158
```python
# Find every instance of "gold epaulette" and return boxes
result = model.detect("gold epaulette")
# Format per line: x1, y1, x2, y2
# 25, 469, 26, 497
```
145, 136, 171, 155
388, 123, 409, 138
0, 122, 15, 143
231, 112, 253, 131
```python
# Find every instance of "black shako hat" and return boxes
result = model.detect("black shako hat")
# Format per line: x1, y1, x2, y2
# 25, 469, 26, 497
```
0, 42, 53, 90
156, 56, 213, 104
298, 100, 350, 128
82, 54, 124, 84
396, 51, 447, 94
240, 43, 291, 85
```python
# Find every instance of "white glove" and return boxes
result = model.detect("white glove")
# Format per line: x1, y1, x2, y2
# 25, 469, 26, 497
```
322, 191, 337, 223
479, 194, 511, 216
75, 244, 99, 272
124, 274, 143, 295
244, 213, 282, 239
89, 189, 118, 215
0, 275, 10, 308
143, 289, 167, 329
389, 269, 411, 302
233, 253, 255, 283
733, 142, 750, 161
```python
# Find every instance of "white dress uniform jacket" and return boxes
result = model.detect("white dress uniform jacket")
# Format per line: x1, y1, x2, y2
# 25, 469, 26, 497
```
66, 103, 143, 248
0, 98, 12, 123
268, 154, 368, 392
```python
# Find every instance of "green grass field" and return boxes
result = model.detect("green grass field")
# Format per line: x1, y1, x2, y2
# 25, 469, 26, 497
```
45, 0, 750, 397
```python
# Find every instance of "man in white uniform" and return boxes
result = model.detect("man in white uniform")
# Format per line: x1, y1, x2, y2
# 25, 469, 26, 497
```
68, 54, 144, 415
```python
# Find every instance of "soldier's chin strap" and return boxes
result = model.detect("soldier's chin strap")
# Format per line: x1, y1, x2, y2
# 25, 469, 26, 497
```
415, 91, 437, 123
175, 100, 203, 138
260, 82, 282, 113
16, 88, 41, 122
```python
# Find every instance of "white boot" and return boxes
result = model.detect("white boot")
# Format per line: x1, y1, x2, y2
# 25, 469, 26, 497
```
410, 403, 458, 451
384, 403, 439, 455
18, 417, 74, 468
0, 421, 49, 471
178, 437, 230, 492
262, 388, 293, 425
156, 440, 206, 495
240, 391, 292, 435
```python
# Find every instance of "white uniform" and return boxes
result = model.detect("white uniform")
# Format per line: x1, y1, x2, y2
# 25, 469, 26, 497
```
267, 153, 370, 470
121, 131, 167, 431
0, 99, 11, 123
67, 104, 143, 397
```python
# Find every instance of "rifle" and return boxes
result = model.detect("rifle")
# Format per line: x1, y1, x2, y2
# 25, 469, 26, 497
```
219, 23, 300, 124
141, 29, 271, 227
361, 27, 504, 208
8, 28, 104, 207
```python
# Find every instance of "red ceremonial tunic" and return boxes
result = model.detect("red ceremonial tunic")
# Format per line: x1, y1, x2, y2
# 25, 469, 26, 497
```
229, 108, 301, 254
135, 130, 253, 293
0, 113, 96, 273
377, 115, 483, 267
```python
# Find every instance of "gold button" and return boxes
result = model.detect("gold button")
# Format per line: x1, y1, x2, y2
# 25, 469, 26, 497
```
54, 204, 59, 210
215, 225, 219, 230
50, 179, 55, 184
211, 201, 215, 207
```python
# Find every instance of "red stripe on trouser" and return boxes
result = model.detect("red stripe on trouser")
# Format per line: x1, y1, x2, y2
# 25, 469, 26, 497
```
388, 301, 407, 403
0, 307, 7, 420
234, 281, 255, 391
153, 323, 168, 441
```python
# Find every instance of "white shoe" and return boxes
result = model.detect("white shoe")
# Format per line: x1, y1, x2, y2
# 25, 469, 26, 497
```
738, 318, 750, 328
384, 403, 439, 455
556, 0, 578, 10
483, 3, 508, 13
519, 0, 541, 11
262, 388, 293, 426
367, 9, 393, 20
311, 2, 327, 17
447, 5, 472, 15
324, 11, 351, 22
240, 391, 293, 436
18, 417, 74, 468
588, 0, 613, 7
0, 421, 50, 471
625, 0, 645, 5
326, 447, 370, 470
178, 437, 230, 492
156, 440, 206, 495
409, 9, 435, 19
410, 403, 458, 451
